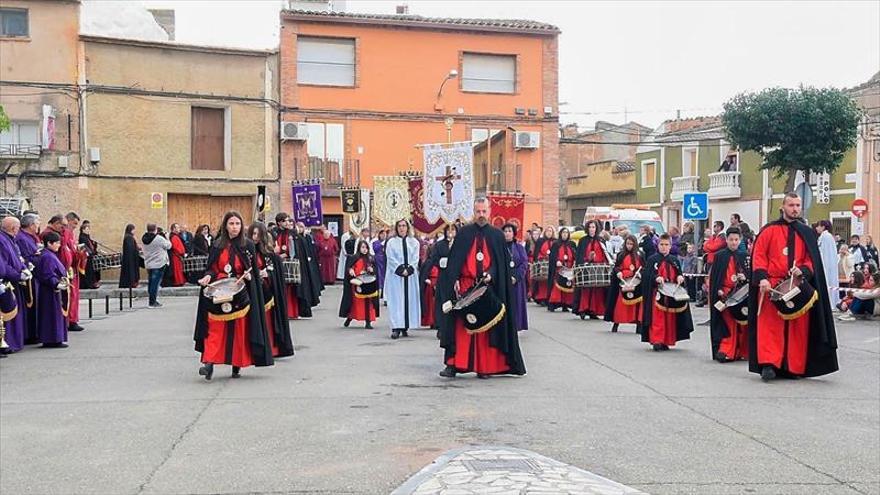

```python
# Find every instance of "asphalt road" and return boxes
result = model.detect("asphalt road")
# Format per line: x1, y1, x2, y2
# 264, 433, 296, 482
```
1, 285, 878, 495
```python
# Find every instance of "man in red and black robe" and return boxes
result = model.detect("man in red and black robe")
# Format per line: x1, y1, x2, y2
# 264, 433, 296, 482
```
638, 234, 693, 351
437, 198, 526, 379
748, 193, 838, 381
43, 214, 84, 332
709, 227, 749, 362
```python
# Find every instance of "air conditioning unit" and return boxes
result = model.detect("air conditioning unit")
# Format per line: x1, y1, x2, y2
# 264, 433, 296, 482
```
514, 131, 540, 149
280, 122, 309, 141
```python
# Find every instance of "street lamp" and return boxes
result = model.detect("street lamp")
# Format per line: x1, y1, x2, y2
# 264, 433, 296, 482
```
435, 69, 458, 111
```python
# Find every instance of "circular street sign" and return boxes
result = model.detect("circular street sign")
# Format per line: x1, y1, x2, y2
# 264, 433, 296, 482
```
851, 198, 868, 218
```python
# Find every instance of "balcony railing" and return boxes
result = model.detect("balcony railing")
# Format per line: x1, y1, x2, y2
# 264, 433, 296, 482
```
670, 175, 699, 201
707, 171, 742, 199
0, 144, 41, 159
293, 157, 360, 195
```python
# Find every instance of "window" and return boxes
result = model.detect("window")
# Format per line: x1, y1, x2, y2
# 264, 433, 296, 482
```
0, 121, 39, 145
0, 9, 27, 37
682, 147, 698, 176
191, 107, 225, 171
297, 36, 355, 86
307, 122, 345, 179
462, 53, 516, 93
641, 159, 657, 188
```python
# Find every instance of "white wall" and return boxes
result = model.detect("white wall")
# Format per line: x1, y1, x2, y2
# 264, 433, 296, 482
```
710, 200, 760, 230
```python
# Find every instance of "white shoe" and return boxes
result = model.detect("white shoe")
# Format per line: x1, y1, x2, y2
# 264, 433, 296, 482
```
837, 314, 855, 321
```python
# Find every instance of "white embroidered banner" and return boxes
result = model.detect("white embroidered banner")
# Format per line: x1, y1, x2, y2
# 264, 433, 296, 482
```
422, 142, 475, 224
373, 176, 411, 227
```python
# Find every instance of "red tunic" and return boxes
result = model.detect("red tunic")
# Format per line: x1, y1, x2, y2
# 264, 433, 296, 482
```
717, 254, 748, 360
533, 240, 553, 302
752, 223, 813, 375
275, 230, 300, 320
317, 235, 339, 285
422, 265, 440, 327
549, 243, 575, 307
446, 236, 510, 374
649, 259, 682, 346
610, 252, 643, 324
200, 247, 255, 367
169, 234, 187, 287
347, 257, 378, 322
576, 239, 608, 316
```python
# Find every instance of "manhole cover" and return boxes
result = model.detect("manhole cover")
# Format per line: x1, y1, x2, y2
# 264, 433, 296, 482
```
462, 459, 541, 473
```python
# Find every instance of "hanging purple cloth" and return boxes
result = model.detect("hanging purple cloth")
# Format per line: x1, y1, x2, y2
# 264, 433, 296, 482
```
372, 238, 386, 293
508, 241, 529, 331
35, 249, 68, 345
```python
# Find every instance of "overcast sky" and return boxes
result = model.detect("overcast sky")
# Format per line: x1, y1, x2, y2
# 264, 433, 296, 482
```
114, 0, 878, 130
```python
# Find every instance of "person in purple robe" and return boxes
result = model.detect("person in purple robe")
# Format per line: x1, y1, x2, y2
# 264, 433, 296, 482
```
35, 231, 68, 348
503, 223, 529, 331
15, 213, 42, 344
372, 229, 388, 300
0, 216, 32, 353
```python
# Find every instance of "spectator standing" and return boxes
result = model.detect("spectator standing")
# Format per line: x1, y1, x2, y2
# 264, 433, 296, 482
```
141, 223, 172, 308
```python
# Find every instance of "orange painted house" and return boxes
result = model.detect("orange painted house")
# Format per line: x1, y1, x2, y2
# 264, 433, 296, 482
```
279, 9, 561, 229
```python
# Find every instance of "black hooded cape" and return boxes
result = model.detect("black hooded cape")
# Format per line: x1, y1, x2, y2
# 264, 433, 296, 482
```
747, 219, 838, 377
193, 240, 274, 367
338, 253, 381, 318
420, 238, 452, 322
547, 237, 576, 296
708, 248, 749, 356
571, 234, 606, 311
437, 223, 526, 375
530, 236, 553, 296
264, 251, 294, 357
603, 249, 643, 322
292, 233, 322, 307
118, 234, 141, 288
637, 253, 694, 343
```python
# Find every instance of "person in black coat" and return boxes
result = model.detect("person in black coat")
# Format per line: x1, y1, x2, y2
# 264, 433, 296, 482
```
248, 221, 294, 358
118, 223, 141, 289
638, 234, 694, 351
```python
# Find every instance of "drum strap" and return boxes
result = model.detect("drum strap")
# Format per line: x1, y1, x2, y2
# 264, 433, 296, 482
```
786, 224, 795, 269
476, 234, 485, 278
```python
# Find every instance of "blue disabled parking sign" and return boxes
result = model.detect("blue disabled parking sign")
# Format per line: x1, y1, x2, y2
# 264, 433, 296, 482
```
683, 192, 709, 221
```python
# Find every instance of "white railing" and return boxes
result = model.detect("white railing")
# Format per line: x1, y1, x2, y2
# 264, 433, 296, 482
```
0, 144, 41, 159
670, 176, 699, 201
708, 171, 742, 199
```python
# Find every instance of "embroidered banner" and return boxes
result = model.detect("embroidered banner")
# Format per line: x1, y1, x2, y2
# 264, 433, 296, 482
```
341, 188, 361, 214
408, 176, 445, 236
292, 182, 323, 227
489, 192, 526, 240
373, 176, 411, 227
422, 142, 474, 224
348, 188, 371, 233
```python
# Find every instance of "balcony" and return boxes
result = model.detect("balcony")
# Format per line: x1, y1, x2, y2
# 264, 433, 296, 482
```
708, 171, 742, 199
0, 144, 41, 159
292, 157, 360, 196
670, 175, 699, 201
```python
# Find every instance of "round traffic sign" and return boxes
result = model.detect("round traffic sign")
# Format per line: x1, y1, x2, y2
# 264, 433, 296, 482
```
851, 198, 868, 218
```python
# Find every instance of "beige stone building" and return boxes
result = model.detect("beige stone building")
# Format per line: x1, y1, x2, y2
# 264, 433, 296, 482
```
849, 71, 879, 239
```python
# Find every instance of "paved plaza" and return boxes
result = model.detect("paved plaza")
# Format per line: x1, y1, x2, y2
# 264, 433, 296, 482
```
1, 285, 878, 494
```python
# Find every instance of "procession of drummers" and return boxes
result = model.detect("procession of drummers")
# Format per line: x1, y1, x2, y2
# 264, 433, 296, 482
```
527, 192, 839, 382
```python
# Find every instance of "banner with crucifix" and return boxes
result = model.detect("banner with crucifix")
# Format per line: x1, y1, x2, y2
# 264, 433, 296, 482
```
422, 142, 475, 224
408, 176, 445, 236
373, 176, 411, 227
292, 182, 323, 227
348, 188, 371, 233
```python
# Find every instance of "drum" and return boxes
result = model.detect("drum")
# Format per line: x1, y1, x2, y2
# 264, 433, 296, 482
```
529, 261, 549, 281
0, 282, 17, 322
555, 267, 575, 293
202, 277, 250, 321
714, 283, 750, 324
446, 284, 506, 334
351, 273, 378, 297
620, 276, 642, 305
770, 275, 817, 320
656, 282, 690, 313
184, 255, 209, 273
91, 253, 122, 271
282, 259, 301, 284
573, 263, 613, 288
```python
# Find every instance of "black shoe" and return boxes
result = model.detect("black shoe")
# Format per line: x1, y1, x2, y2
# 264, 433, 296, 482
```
401, 329, 409, 337
41, 343, 68, 348
343, 318, 352, 328
547, 305, 555, 312
199, 363, 214, 381
652, 344, 662, 352
365, 322, 373, 329
611, 323, 619, 333
660, 344, 670, 351
590, 315, 600, 320
68, 323, 84, 332
561, 307, 570, 313
391, 329, 400, 340
761, 366, 776, 382
715, 352, 729, 363
477, 374, 490, 379
436, 330, 441, 340
231, 366, 241, 379
439, 366, 456, 378
580, 313, 586, 320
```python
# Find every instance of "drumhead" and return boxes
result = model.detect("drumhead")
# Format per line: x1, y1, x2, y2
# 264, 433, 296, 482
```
454, 285, 489, 310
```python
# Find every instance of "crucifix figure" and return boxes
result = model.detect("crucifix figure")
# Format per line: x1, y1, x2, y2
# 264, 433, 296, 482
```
434, 165, 461, 205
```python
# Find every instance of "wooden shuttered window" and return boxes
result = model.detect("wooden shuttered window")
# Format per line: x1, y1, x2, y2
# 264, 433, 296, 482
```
191, 107, 225, 170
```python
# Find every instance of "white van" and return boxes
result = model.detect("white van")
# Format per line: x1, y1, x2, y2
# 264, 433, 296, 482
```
583, 205, 666, 235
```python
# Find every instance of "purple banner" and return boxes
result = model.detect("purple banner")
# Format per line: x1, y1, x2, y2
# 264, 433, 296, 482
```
292, 183, 323, 227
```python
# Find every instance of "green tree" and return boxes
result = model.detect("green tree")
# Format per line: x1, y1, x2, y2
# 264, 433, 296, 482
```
0, 104, 10, 133
722, 86, 862, 192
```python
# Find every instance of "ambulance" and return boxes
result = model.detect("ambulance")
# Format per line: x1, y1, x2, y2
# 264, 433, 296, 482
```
582, 205, 666, 235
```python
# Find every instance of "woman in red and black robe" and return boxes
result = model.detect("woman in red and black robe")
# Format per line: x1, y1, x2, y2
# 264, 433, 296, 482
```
604, 234, 643, 332
194, 211, 274, 380
420, 224, 456, 329
573, 220, 610, 319
249, 222, 294, 358
547, 228, 576, 312
531, 226, 556, 306
339, 240, 380, 329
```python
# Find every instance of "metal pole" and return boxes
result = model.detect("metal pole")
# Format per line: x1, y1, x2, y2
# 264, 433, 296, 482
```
119, 293, 123, 311
128, 287, 133, 308
88, 298, 93, 319
105, 295, 109, 315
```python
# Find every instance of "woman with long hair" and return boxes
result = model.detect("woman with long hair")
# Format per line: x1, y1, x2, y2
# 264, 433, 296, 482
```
504, 223, 529, 331
531, 226, 556, 306
78, 220, 101, 289
193, 211, 274, 380
193, 224, 211, 256
603, 234, 643, 332
572, 220, 610, 319
384, 219, 421, 339
248, 222, 293, 358
118, 223, 141, 289
547, 227, 576, 312
339, 239, 380, 329
420, 224, 456, 330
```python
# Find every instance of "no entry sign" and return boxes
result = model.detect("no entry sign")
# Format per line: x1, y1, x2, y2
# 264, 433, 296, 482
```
851, 198, 868, 218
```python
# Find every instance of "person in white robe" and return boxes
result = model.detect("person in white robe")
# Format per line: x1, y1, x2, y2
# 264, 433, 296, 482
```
337, 230, 352, 281
384, 219, 422, 339
816, 220, 840, 308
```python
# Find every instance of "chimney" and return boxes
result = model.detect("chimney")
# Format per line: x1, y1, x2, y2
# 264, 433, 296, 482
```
148, 9, 175, 40
396, 4, 409, 14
